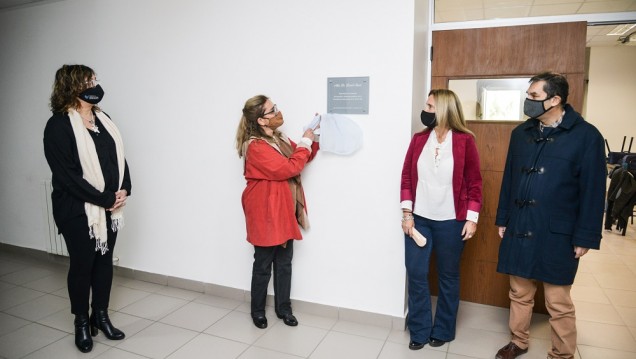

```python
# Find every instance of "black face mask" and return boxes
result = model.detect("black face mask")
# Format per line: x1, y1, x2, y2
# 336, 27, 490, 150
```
78, 84, 104, 104
420, 110, 437, 128
523, 96, 554, 119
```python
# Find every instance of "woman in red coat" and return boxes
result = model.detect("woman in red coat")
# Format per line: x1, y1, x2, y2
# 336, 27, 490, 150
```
235, 95, 318, 329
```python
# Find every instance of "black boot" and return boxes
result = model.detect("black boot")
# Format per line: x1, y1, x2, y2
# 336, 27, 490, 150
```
74, 314, 93, 353
90, 309, 125, 340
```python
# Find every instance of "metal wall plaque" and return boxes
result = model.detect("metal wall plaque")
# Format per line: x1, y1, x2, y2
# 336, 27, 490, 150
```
327, 77, 369, 114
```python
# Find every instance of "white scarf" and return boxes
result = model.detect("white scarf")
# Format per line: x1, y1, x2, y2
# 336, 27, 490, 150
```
68, 109, 126, 254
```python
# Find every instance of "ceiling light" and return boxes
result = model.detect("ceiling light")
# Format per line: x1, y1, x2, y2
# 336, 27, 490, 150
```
607, 24, 636, 36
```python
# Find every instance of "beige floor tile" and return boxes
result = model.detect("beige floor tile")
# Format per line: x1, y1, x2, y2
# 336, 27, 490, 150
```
194, 294, 243, 310
573, 301, 624, 325
581, 251, 622, 264
155, 285, 203, 301
593, 273, 636, 291
577, 344, 636, 359
37, 308, 74, 334
160, 301, 231, 332
0, 286, 45, 311
455, 301, 510, 334
166, 333, 248, 359
204, 311, 272, 344
309, 331, 384, 359
378, 341, 446, 359
615, 306, 636, 327
95, 347, 150, 358
91, 311, 153, 346
386, 328, 411, 345
0, 266, 55, 285
5, 294, 69, 321
114, 277, 167, 293
577, 320, 636, 352
0, 312, 29, 336
447, 326, 511, 358
108, 285, 152, 311
0, 322, 67, 359
21, 335, 110, 359
571, 285, 611, 304
581, 261, 635, 277
51, 287, 69, 299
116, 322, 198, 358
330, 320, 390, 340
21, 273, 67, 293
611, 244, 636, 256
290, 311, 337, 330
626, 261, 636, 276
253, 322, 328, 357
445, 354, 482, 359
0, 280, 16, 291
573, 272, 600, 287
238, 346, 304, 359
604, 288, 636, 307
119, 293, 188, 321
0, 260, 27, 276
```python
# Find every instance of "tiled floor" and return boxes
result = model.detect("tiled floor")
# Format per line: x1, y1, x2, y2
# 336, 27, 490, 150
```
0, 223, 635, 359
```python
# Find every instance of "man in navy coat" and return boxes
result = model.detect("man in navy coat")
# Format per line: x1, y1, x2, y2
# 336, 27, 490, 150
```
494, 72, 606, 359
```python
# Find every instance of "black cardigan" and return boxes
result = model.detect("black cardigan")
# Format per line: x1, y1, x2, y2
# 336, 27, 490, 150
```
43, 111, 132, 229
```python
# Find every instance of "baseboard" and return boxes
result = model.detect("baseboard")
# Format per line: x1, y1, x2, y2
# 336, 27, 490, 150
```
0, 243, 406, 330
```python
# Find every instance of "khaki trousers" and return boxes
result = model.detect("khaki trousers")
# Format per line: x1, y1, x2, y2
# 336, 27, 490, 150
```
508, 275, 577, 359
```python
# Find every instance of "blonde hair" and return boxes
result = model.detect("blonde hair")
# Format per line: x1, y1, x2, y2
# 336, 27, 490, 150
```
428, 89, 474, 137
235, 95, 281, 157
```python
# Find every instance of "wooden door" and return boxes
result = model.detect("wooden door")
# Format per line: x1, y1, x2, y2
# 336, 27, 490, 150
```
428, 22, 587, 313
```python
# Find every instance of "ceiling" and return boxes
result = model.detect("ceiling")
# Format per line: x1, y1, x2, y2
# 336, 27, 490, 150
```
1, 0, 635, 47
436, 0, 636, 46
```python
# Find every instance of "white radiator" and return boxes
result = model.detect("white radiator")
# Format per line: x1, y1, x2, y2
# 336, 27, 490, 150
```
44, 179, 68, 256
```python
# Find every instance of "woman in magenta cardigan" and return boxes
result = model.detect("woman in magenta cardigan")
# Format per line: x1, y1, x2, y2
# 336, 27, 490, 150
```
400, 89, 482, 350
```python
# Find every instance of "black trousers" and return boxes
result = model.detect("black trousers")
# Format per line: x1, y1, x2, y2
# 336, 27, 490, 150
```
251, 240, 293, 317
605, 201, 615, 230
59, 214, 117, 315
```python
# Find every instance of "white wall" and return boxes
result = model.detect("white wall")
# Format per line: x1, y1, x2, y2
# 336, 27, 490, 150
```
586, 46, 636, 152
0, 0, 414, 317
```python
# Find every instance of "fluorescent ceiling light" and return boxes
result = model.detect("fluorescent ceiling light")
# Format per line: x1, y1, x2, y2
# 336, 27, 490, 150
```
607, 24, 636, 36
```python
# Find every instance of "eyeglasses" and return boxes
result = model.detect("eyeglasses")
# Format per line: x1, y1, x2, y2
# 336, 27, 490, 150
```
84, 78, 101, 88
261, 104, 278, 117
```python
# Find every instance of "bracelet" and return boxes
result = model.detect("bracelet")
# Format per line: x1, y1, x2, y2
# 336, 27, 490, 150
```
401, 214, 414, 222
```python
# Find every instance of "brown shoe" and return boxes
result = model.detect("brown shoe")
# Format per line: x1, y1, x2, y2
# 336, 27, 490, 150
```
496, 342, 528, 359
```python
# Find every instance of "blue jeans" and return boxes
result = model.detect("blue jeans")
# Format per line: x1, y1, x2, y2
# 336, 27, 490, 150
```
405, 215, 465, 343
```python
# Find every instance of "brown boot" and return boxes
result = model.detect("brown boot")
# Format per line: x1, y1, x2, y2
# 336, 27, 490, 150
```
496, 342, 528, 359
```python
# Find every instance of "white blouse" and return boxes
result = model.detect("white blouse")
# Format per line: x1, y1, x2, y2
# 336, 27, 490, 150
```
413, 129, 456, 221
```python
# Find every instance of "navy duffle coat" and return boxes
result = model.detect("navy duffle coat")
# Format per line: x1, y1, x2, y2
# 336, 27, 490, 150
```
495, 105, 606, 285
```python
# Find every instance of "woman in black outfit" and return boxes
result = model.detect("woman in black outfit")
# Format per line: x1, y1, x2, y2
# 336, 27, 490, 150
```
43, 65, 131, 353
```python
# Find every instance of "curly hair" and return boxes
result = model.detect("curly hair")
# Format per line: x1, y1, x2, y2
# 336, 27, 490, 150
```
49, 64, 97, 113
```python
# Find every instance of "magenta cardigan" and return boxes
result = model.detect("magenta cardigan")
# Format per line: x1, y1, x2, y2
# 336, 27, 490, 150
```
400, 129, 483, 221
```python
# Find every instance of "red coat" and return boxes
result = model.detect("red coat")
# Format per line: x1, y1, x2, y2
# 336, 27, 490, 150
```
400, 129, 482, 220
242, 137, 319, 247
